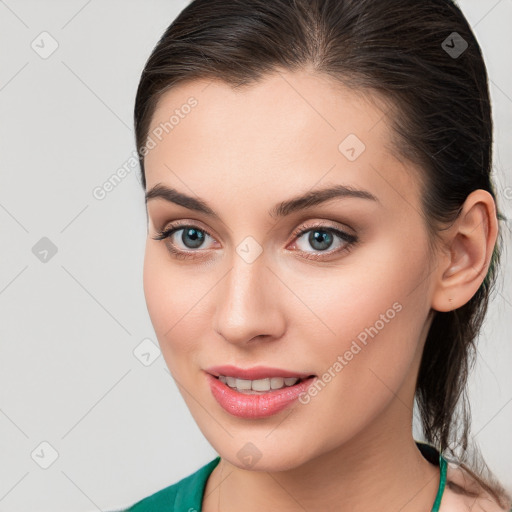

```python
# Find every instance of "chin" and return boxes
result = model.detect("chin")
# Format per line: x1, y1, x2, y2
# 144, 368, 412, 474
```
211, 436, 315, 473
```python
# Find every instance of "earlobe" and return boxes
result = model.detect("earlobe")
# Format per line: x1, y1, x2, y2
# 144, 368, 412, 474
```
431, 190, 498, 313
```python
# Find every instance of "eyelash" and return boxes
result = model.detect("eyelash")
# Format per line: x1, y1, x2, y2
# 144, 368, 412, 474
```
152, 221, 358, 261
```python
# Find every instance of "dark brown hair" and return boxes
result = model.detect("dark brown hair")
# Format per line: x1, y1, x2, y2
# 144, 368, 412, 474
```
134, 0, 509, 506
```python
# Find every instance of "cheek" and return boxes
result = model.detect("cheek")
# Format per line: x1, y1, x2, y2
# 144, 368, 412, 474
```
293, 237, 431, 394
289, 237, 428, 342
142, 244, 207, 364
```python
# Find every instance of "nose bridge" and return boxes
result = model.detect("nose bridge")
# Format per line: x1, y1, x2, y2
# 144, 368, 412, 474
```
213, 246, 281, 344
223, 250, 268, 318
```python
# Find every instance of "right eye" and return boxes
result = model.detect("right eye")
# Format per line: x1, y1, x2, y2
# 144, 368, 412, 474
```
152, 223, 217, 259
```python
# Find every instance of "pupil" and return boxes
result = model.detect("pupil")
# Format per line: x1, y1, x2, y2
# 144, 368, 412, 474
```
183, 228, 204, 249
309, 230, 333, 251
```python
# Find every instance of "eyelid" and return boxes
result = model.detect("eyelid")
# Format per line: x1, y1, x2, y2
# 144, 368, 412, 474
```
290, 219, 356, 240
153, 219, 353, 242
153, 219, 215, 237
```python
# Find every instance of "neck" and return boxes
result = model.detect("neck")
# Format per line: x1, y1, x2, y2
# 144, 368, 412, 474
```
203, 399, 440, 512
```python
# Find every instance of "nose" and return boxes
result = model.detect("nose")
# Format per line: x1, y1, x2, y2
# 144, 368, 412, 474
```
212, 253, 286, 346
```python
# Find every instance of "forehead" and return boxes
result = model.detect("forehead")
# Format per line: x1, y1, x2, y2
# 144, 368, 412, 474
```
146, 70, 390, 158
144, 69, 421, 214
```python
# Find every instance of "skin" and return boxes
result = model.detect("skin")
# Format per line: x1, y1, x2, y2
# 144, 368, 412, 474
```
141, 69, 499, 511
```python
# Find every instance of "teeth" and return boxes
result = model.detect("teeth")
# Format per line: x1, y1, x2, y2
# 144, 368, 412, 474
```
236, 378, 252, 390
225, 376, 236, 387
270, 377, 284, 389
218, 375, 301, 392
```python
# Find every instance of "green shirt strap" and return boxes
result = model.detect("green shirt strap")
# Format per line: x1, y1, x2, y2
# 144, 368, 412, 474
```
431, 453, 448, 512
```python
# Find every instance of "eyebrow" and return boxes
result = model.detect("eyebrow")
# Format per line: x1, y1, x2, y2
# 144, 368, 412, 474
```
145, 182, 379, 219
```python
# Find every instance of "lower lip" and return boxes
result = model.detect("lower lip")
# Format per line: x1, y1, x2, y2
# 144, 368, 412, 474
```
206, 373, 316, 419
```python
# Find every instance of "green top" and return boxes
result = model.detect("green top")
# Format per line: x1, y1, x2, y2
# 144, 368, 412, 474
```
432, 447, 448, 512
119, 442, 447, 512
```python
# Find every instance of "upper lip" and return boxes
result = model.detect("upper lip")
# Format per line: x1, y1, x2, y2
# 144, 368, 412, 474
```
205, 365, 315, 380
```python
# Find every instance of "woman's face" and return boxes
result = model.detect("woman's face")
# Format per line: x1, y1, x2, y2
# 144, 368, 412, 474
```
142, 70, 438, 471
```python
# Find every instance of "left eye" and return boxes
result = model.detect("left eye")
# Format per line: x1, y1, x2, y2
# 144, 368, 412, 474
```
293, 226, 356, 254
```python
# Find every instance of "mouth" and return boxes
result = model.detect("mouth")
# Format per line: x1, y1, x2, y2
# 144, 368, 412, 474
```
212, 374, 316, 394
205, 365, 316, 394
205, 371, 318, 419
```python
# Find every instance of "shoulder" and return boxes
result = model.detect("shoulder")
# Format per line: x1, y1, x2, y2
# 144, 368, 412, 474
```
440, 462, 512, 512
118, 456, 221, 512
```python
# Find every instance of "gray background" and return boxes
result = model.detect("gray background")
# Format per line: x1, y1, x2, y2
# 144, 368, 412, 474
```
0, 1, 511, 510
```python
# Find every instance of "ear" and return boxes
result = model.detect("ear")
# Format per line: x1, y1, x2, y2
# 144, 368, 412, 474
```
431, 190, 498, 313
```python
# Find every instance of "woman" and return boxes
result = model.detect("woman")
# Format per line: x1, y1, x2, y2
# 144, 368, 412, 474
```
121, 0, 511, 510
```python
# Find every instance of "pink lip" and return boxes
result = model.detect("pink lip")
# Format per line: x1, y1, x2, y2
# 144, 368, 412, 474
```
205, 372, 317, 419
205, 364, 314, 380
